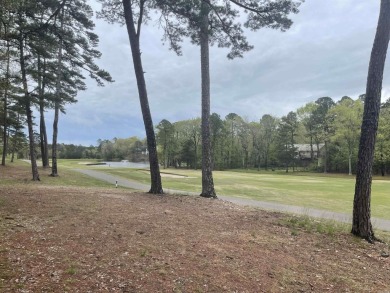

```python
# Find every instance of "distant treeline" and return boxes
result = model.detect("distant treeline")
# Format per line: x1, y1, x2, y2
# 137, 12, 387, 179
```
7, 95, 390, 175
13, 136, 148, 162
154, 95, 390, 175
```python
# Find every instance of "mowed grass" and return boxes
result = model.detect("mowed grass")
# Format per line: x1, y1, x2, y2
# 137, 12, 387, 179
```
99, 166, 390, 220
4, 159, 390, 220
0, 159, 113, 188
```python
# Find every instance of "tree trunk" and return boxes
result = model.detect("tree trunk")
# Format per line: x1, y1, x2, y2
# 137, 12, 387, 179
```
199, 1, 216, 198
316, 142, 320, 171
194, 136, 198, 170
122, 0, 163, 194
381, 152, 385, 176
1, 36, 10, 166
1, 87, 8, 166
310, 132, 314, 160
40, 104, 49, 167
51, 11, 64, 177
323, 140, 328, 173
348, 152, 352, 176
38, 55, 49, 168
51, 100, 59, 176
10, 113, 19, 163
19, 33, 40, 181
352, 0, 390, 241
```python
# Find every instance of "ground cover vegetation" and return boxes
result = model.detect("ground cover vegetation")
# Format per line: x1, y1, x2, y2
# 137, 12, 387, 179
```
1, 163, 390, 292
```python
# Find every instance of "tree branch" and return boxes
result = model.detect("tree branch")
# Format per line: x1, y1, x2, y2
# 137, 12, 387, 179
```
136, 0, 145, 39
227, 0, 268, 14
45, 0, 67, 25
207, 3, 238, 46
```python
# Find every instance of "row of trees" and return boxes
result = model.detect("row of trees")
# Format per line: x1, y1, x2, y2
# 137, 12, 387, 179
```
10, 137, 148, 161
0, 0, 112, 179
155, 95, 390, 176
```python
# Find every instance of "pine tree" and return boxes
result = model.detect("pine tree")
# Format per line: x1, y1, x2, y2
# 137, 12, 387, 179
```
98, 0, 164, 194
352, 0, 390, 242
156, 0, 302, 197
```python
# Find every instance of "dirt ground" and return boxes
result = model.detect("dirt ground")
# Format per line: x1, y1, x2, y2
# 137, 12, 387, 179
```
0, 167, 390, 292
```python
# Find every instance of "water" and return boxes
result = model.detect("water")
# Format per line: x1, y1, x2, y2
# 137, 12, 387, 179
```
99, 161, 149, 169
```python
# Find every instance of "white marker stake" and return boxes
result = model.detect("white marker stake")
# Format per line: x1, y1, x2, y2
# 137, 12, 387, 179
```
115, 180, 118, 188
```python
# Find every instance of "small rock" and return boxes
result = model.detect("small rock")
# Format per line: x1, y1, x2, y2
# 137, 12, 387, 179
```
380, 251, 389, 258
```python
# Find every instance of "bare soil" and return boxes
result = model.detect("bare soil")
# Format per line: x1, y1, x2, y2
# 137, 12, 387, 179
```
0, 165, 390, 292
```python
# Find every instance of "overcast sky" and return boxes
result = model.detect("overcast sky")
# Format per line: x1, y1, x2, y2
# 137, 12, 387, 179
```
40, 0, 390, 146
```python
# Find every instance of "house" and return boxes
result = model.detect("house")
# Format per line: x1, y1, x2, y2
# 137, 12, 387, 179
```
294, 143, 325, 160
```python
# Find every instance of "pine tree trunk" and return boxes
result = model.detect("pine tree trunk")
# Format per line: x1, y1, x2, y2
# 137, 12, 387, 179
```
199, 2, 216, 198
19, 34, 40, 181
122, 0, 163, 194
51, 11, 64, 177
1, 37, 10, 166
1, 88, 7, 166
352, 0, 390, 241
38, 55, 49, 168
1, 103, 7, 165
40, 105, 49, 168
51, 101, 59, 176
10, 113, 19, 163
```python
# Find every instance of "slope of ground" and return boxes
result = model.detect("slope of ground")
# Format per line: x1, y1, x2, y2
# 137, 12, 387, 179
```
0, 165, 390, 292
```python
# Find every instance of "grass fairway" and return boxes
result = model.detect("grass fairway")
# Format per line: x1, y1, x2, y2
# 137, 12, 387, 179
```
98, 166, 390, 220
5, 159, 390, 220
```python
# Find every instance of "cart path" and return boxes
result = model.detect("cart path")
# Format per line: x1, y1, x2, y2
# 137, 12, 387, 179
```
74, 169, 390, 232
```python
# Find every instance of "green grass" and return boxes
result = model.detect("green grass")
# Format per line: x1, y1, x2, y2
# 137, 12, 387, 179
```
99, 166, 390, 220
4, 159, 390, 220
280, 215, 349, 236
66, 265, 77, 275
1, 159, 113, 188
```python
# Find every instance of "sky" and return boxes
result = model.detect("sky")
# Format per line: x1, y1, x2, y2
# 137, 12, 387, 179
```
38, 0, 390, 146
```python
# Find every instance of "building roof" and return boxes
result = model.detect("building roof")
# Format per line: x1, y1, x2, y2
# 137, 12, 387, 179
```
294, 144, 325, 152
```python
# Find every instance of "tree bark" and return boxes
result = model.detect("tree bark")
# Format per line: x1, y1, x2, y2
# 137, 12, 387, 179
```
51, 11, 64, 177
199, 1, 216, 198
122, 0, 163, 194
38, 55, 49, 168
352, 0, 390, 241
19, 33, 40, 181
10, 113, 19, 163
1, 35, 10, 166
348, 152, 352, 176
323, 140, 328, 173
51, 100, 59, 176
